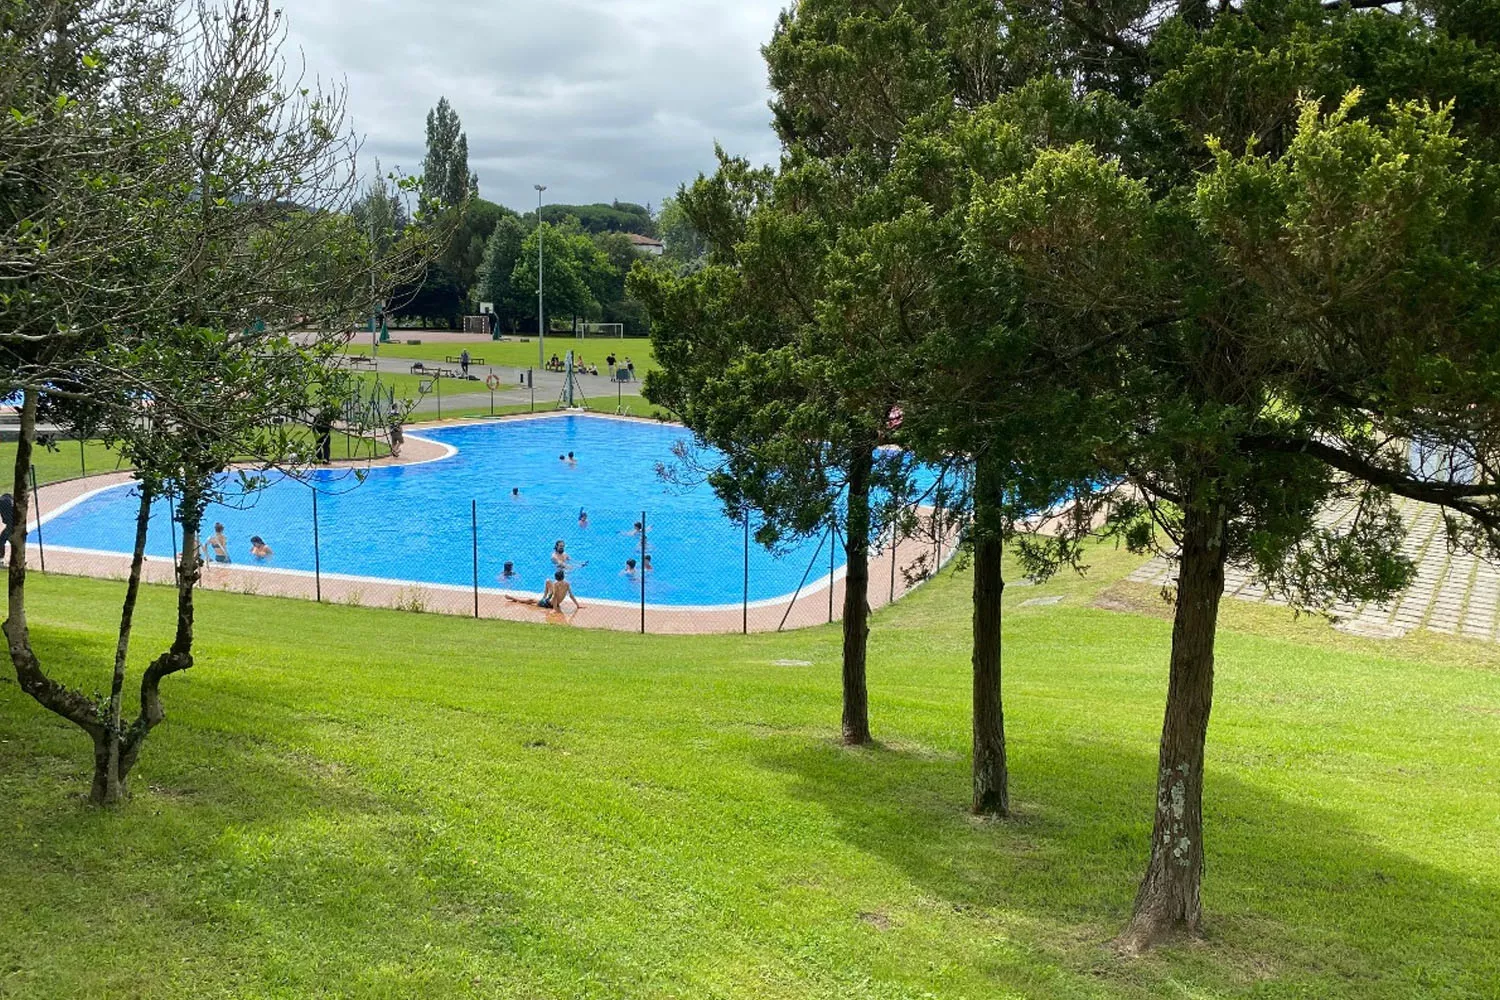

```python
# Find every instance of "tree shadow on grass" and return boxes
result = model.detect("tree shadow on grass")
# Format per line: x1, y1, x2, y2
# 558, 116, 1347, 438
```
753, 736, 1500, 998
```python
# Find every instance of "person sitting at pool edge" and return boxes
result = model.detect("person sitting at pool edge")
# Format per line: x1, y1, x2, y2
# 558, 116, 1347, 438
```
249, 536, 272, 561
506, 570, 581, 612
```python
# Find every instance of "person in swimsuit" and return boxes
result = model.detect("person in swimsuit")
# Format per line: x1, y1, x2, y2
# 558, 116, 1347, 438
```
249, 536, 272, 561
203, 523, 230, 563
550, 539, 585, 570
506, 570, 580, 611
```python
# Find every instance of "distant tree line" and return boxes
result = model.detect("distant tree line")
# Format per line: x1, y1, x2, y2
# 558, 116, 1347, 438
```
369, 101, 700, 334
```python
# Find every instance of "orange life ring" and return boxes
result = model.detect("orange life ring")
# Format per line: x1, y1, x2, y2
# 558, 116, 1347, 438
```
485, 373, 501, 390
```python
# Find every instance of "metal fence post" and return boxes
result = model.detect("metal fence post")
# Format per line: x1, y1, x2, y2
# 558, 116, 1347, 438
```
529, 369, 535, 412
890, 520, 898, 603
311, 488, 322, 602
436, 372, 442, 419
934, 502, 942, 574
169, 493, 179, 568
79, 438, 86, 479
29, 464, 44, 572
639, 509, 647, 634
828, 520, 836, 623
471, 499, 479, 618
742, 513, 750, 635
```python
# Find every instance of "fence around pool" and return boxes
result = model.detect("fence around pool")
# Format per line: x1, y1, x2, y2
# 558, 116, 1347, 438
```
23, 468, 959, 635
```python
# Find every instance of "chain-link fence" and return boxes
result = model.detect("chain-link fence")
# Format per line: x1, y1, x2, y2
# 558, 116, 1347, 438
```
24, 467, 958, 634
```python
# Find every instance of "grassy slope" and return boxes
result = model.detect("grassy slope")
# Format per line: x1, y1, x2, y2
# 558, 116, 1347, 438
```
1, 544, 1497, 999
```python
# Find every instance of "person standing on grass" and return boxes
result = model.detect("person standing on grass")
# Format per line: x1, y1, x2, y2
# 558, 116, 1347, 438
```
0, 492, 13, 561
607, 352, 617, 377
460, 349, 470, 376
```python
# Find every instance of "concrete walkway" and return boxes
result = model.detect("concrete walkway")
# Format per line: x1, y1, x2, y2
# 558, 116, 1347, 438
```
1127, 497, 1500, 641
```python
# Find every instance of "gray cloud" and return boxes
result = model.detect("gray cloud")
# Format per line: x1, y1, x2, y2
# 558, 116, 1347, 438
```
283, 0, 787, 213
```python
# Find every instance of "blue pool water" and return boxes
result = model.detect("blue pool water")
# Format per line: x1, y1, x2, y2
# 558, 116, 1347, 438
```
39, 415, 866, 607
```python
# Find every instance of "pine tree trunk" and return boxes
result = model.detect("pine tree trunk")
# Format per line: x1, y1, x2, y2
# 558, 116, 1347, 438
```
841, 444, 874, 746
1118, 501, 1227, 953
971, 453, 1007, 815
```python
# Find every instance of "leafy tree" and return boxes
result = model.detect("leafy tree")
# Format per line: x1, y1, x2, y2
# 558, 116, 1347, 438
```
634, 0, 1012, 750
918, 2, 1500, 950
535, 201, 655, 236
656, 195, 706, 271
389, 262, 463, 329
351, 159, 411, 259
511, 221, 612, 332
421, 96, 476, 214
2, 0, 434, 805
475, 214, 531, 330
634, 149, 920, 747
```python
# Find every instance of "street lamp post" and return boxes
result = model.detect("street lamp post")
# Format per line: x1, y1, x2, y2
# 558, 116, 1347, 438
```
535, 184, 547, 371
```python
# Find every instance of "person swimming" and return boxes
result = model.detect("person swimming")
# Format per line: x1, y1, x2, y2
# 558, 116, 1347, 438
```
578, 508, 588, 528
249, 536, 272, 561
500, 561, 518, 582
550, 539, 585, 570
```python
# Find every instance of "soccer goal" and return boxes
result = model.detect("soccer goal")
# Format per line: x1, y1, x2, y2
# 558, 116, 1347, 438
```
575, 322, 625, 338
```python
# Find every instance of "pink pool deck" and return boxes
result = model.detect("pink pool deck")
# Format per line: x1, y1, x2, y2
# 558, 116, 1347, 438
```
22, 415, 955, 635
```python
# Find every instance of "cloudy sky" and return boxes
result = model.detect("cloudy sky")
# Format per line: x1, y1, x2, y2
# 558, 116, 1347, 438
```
282, 0, 789, 214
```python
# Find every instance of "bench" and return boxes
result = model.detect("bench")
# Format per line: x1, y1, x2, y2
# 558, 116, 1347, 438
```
445, 355, 484, 365
345, 355, 377, 368
410, 362, 460, 379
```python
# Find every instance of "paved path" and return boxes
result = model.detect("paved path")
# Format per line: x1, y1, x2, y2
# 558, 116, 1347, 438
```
1127, 497, 1500, 641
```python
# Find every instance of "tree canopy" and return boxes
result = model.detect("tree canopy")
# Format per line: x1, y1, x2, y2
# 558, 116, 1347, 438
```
638, 0, 1500, 954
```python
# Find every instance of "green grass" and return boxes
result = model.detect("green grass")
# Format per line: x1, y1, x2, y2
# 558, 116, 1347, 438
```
345, 336, 659, 375
2, 428, 387, 488
1, 545, 1498, 998
408, 393, 674, 424
2, 437, 132, 484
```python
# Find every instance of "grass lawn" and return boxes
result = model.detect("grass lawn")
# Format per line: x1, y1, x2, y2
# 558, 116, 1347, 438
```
1, 545, 1497, 998
345, 336, 659, 375
1, 437, 132, 484
410, 394, 674, 424
2, 428, 387, 488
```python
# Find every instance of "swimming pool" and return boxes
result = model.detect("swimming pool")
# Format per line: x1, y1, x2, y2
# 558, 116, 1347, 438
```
38, 415, 876, 608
